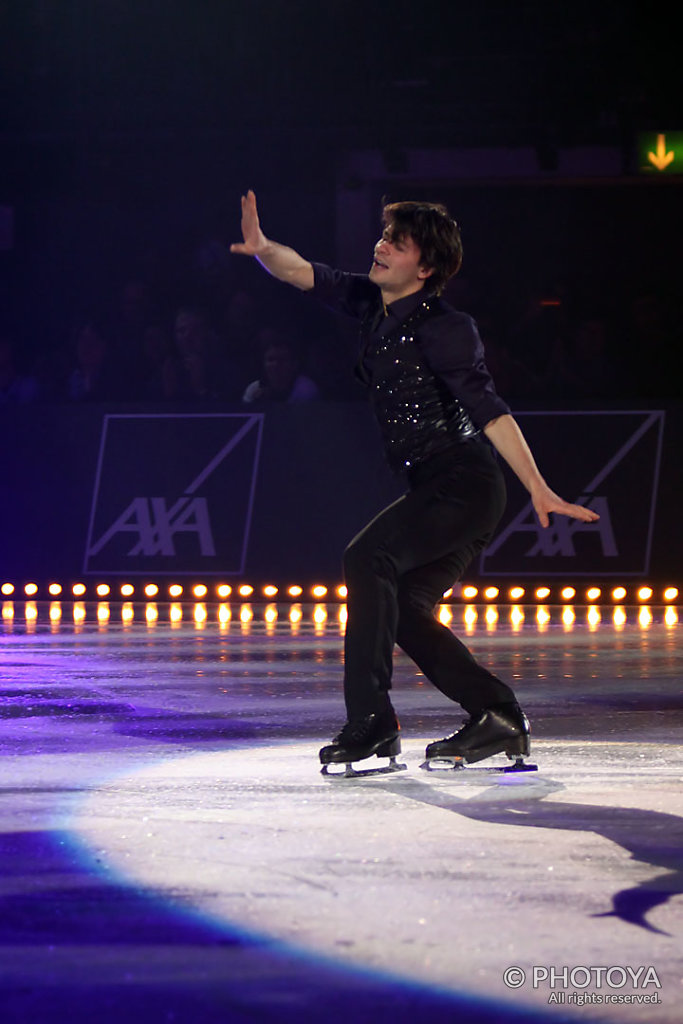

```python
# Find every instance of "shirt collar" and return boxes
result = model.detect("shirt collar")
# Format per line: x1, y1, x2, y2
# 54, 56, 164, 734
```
384, 286, 429, 324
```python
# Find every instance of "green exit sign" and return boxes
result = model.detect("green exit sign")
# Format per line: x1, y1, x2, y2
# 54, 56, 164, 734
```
637, 131, 683, 174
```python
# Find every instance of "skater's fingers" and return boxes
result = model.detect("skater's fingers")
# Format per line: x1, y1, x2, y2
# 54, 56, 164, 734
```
556, 500, 600, 522
535, 498, 600, 526
531, 493, 551, 528
567, 503, 599, 521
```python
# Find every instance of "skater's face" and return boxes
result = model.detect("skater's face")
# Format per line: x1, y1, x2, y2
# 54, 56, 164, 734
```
369, 224, 434, 302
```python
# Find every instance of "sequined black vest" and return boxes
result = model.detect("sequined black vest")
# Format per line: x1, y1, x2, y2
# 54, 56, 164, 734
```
357, 296, 478, 472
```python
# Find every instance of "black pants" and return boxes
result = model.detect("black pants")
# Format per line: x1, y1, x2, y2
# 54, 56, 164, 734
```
342, 439, 515, 719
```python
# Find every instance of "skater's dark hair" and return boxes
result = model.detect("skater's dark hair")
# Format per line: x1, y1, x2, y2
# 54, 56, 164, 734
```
381, 200, 463, 295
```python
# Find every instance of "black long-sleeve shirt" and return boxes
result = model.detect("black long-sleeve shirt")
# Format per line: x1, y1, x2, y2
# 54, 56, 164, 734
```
312, 262, 510, 472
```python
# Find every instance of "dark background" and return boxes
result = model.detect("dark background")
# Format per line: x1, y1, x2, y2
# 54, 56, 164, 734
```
0, 2, 681, 587
1, 1, 681, 380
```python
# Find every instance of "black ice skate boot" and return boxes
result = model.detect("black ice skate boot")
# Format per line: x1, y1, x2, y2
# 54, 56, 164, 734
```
319, 707, 406, 778
422, 702, 536, 773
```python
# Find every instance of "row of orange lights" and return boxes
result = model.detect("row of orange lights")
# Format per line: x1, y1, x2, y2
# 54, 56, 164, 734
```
0, 581, 344, 601
462, 585, 679, 603
0, 581, 679, 603
4, 601, 676, 632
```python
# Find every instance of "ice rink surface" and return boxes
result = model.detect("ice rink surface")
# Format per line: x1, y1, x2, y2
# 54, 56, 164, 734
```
1, 599, 681, 1023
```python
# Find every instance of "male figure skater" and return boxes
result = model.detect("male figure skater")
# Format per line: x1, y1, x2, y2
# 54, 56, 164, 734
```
231, 190, 598, 770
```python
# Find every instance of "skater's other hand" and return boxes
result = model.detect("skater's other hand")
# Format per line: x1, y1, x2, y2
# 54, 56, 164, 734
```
531, 483, 600, 529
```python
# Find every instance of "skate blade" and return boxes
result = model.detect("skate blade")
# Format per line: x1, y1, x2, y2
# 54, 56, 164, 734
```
321, 756, 408, 780
420, 756, 538, 774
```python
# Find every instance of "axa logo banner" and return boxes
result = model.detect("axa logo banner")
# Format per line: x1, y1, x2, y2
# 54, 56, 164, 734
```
480, 411, 664, 576
84, 414, 264, 575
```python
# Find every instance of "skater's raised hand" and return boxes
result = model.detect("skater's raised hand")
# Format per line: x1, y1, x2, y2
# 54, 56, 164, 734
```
230, 190, 268, 257
530, 481, 600, 529
229, 190, 315, 290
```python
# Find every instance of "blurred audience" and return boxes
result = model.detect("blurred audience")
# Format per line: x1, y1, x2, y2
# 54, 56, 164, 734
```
2, 268, 679, 407
544, 316, 624, 401
0, 333, 39, 405
475, 315, 543, 400
167, 305, 232, 401
619, 291, 679, 399
109, 279, 158, 374
131, 323, 177, 401
242, 329, 320, 405
65, 321, 125, 402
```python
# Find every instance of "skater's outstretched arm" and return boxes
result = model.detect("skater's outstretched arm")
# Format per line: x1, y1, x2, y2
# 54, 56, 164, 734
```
230, 190, 315, 291
483, 414, 600, 529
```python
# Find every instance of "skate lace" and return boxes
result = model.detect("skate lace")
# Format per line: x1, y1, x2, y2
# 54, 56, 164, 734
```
444, 716, 474, 742
338, 719, 374, 744
443, 707, 523, 744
